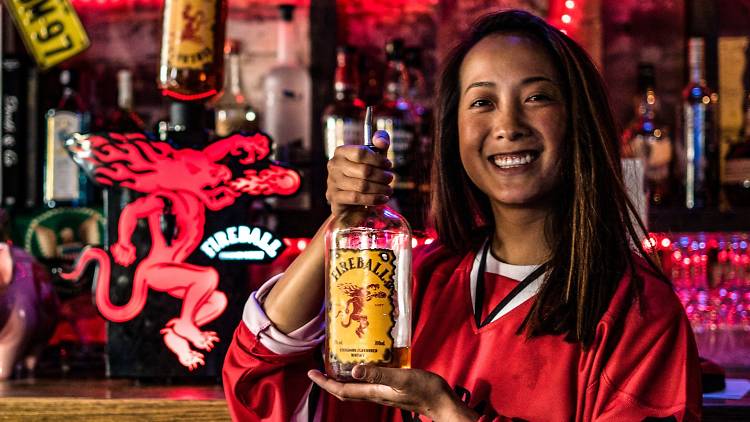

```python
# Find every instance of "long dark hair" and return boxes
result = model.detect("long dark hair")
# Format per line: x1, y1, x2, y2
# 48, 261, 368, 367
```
431, 10, 662, 346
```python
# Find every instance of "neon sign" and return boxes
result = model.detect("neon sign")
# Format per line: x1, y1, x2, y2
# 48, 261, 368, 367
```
200, 225, 283, 261
61, 132, 300, 370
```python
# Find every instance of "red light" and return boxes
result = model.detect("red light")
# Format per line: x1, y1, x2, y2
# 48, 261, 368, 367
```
565, 0, 575, 8
682, 258, 691, 266
561, 14, 572, 24
297, 240, 308, 250
161, 89, 218, 102
660, 238, 671, 248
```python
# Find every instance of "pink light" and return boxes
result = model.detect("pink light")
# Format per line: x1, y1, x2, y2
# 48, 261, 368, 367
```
425, 238, 434, 245
672, 250, 682, 260
560, 29, 568, 34
661, 238, 671, 248
683, 257, 691, 266
297, 240, 308, 251
561, 14, 572, 24
411, 238, 418, 248
565, 0, 575, 8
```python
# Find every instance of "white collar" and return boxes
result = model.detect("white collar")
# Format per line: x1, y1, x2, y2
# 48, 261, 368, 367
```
469, 240, 545, 323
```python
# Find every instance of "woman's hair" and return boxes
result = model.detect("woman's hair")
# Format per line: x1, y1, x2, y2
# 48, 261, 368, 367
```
431, 9, 662, 346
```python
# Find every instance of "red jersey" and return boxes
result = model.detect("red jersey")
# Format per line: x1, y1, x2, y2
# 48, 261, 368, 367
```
223, 242, 702, 421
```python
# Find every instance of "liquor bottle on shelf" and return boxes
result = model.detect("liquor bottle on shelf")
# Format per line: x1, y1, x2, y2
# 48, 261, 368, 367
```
374, 39, 419, 225
263, 4, 312, 210
108, 70, 145, 133
44, 69, 93, 208
158, 0, 228, 101
213, 39, 259, 137
621, 63, 673, 207
681, 37, 719, 209
324, 107, 412, 381
322, 45, 365, 160
724, 43, 750, 208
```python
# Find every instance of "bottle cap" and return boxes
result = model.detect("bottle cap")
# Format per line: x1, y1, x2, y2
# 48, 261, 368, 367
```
279, 4, 295, 22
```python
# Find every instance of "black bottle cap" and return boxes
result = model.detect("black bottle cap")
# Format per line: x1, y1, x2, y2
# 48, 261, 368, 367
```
279, 4, 295, 22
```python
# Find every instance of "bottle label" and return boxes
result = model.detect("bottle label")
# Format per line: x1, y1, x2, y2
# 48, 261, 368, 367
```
45, 111, 82, 202
328, 248, 396, 365
166, 0, 216, 70
725, 159, 750, 184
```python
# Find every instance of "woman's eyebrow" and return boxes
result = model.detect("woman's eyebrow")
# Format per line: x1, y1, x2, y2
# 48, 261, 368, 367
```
464, 76, 558, 95
463, 81, 495, 94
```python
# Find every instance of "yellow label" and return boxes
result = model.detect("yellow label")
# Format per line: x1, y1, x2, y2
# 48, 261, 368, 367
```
4, 0, 90, 70
328, 248, 396, 365
164, 0, 215, 69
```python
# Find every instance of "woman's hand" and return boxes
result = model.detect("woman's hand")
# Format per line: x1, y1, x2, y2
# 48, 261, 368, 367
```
308, 365, 479, 421
326, 131, 394, 216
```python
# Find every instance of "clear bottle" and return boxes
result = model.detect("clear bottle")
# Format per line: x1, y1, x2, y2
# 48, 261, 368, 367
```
681, 37, 719, 209
108, 69, 146, 133
724, 43, 750, 207
213, 39, 260, 137
322, 45, 365, 160
44, 69, 92, 208
324, 107, 412, 381
374, 39, 418, 221
621, 63, 673, 207
158, 0, 227, 101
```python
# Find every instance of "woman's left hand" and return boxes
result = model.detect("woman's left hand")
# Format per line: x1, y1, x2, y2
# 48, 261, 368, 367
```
308, 365, 479, 421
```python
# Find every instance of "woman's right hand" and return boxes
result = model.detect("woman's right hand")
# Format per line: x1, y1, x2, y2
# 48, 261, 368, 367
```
326, 130, 394, 216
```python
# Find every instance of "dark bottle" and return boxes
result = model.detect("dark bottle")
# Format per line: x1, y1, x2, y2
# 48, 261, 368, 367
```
621, 63, 674, 207
322, 45, 365, 160
44, 69, 93, 208
680, 37, 719, 209
108, 69, 146, 133
158, 0, 228, 101
724, 42, 750, 207
213, 39, 260, 137
374, 39, 418, 222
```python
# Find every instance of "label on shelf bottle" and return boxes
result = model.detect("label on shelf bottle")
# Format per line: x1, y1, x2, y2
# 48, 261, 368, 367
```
164, 0, 216, 70
328, 248, 396, 365
45, 110, 82, 203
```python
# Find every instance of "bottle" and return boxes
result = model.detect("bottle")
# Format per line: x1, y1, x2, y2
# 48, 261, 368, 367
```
374, 39, 418, 222
322, 45, 365, 160
108, 70, 145, 133
324, 107, 412, 381
723, 42, 750, 207
158, 0, 228, 101
621, 63, 673, 207
681, 37, 719, 209
213, 39, 260, 137
263, 4, 312, 210
44, 69, 92, 207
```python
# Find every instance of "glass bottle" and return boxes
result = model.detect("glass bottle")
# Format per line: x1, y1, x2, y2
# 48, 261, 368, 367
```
44, 69, 92, 207
322, 45, 365, 160
374, 39, 418, 222
158, 0, 227, 101
325, 107, 412, 381
621, 63, 673, 207
724, 42, 750, 207
213, 39, 260, 137
108, 69, 146, 133
681, 37, 719, 209
263, 4, 312, 210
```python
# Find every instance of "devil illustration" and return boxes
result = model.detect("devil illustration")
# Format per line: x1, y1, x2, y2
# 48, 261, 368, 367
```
336, 283, 387, 338
62, 132, 300, 369
180, 4, 207, 44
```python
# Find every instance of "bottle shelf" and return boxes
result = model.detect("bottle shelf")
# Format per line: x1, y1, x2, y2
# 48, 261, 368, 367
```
649, 208, 750, 233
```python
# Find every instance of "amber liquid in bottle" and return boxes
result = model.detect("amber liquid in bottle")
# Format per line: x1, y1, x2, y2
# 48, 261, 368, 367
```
324, 108, 412, 382
158, 0, 227, 100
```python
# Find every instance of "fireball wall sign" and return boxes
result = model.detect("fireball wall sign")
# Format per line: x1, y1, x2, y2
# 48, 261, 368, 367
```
62, 132, 300, 370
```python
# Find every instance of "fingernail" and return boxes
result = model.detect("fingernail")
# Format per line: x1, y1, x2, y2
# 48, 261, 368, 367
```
352, 364, 366, 379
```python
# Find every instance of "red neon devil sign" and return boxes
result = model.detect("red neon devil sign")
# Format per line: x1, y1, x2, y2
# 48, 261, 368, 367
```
62, 132, 300, 369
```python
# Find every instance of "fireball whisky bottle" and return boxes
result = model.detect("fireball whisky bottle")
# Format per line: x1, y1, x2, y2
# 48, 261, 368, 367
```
158, 0, 227, 101
324, 107, 412, 381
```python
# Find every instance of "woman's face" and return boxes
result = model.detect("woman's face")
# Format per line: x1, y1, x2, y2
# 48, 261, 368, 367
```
458, 34, 567, 208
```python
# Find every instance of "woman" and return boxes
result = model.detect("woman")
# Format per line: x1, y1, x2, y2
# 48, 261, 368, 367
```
224, 10, 701, 421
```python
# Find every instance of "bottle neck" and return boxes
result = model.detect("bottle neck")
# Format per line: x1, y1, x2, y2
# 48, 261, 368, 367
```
118, 79, 133, 111
277, 20, 295, 65
688, 38, 705, 84
637, 87, 656, 119
227, 53, 244, 96
334, 60, 358, 101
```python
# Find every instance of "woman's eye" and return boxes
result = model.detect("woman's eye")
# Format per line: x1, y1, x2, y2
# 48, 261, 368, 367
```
470, 99, 492, 108
526, 94, 552, 102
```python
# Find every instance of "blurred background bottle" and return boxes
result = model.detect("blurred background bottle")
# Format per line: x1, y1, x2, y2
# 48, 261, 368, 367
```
322, 45, 365, 160
108, 70, 145, 133
213, 39, 260, 137
158, 0, 227, 101
621, 63, 674, 207
723, 42, 750, 208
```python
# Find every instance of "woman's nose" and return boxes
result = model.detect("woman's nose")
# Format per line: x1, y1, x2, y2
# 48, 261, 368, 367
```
493, 105, 530, 141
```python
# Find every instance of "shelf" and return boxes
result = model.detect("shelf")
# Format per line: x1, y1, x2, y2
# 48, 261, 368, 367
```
648, 208, 750, 233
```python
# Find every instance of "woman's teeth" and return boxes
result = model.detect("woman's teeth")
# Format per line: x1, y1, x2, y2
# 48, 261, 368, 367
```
492, 153, 535, 168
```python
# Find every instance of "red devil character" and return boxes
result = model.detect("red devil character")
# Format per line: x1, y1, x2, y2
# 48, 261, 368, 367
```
62, 132, 300, 369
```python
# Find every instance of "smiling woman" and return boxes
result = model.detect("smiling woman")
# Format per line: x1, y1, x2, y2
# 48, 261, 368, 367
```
223, 9, 702, 422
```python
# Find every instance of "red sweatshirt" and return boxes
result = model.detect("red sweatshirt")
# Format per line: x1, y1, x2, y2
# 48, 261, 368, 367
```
223, 242, 702, 421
